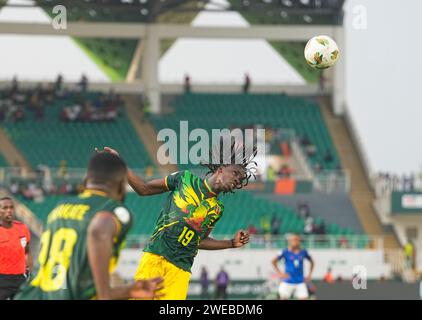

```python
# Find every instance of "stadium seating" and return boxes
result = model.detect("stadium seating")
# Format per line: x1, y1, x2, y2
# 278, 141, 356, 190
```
151, 93, 340, 171
18, 190, 355, 239
2, 93, 152, 169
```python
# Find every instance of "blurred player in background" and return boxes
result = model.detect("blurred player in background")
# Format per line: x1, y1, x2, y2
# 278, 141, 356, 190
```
0, 197, 33, 300
98, 140, 256, 300
15, 152, 163, 300
271, 234, 314, 300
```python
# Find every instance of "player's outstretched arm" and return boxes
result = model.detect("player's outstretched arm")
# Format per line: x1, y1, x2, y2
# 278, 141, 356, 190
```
87, 212, 164, 300
199, 230, 250, 250
96, 147, 168, 196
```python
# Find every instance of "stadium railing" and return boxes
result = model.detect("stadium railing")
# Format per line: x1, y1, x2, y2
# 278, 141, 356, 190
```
272, 128, 350, 193
125, 234, 384, 250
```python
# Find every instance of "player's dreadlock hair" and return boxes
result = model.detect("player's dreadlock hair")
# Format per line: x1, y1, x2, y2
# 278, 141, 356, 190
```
201, 136, 258, 191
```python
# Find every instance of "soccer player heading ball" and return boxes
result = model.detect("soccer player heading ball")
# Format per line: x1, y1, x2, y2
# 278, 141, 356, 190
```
98, 138, 257, 300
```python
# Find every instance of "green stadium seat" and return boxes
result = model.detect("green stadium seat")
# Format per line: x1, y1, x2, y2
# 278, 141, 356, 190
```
151, 93, 340, 171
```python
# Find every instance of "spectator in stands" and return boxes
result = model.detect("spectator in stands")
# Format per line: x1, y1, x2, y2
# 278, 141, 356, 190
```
260, 214, 271, 239
184, 74, 191, 93
267, 165, 276, 181
243, 73, 251, 93
323, 267, 334, 284
34, 104, 44, 121
247, 224, 258, 235
300, 134, 311, 147
61, 104, 82, 122
313, 161, 324, 173
324, 149, 334, 163
200, 266, 210, 300
271, 214, 281, 235
315, 221, 326, 235
404, 240, 415, 270
297, 200, 310, 218
278, 164, 292, 179
215, 267, 230, 300
13, 106, 25, 122
57, 160, 68, 179
409, 173, 416, 191
104, 105, 117, 122
79, 74, 88, 92
0, 105, 5, 122
338, 236, 349, 248
55, 74, 63, 93
303, 213, 314, 235
9, 181, 19, 196
145, 166, 155, 179
305, 144, 317, 158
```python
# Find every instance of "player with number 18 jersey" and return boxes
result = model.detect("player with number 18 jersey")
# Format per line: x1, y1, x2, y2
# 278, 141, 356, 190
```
15, 189, 132, 300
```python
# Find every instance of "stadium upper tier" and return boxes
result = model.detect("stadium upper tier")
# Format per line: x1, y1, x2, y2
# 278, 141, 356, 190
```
17, 190, 358, 241
1, 91, 152, 168
151, 93, 340, 171
30, 0, 344, 25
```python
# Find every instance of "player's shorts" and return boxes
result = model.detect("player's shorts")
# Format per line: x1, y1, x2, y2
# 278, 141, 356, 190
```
278, 282, 309, 300
134, 252, 191, 300
0, 274, 26, 300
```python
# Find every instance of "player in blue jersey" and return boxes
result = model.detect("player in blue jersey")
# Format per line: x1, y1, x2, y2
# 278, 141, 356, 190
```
271, 233, 314, 300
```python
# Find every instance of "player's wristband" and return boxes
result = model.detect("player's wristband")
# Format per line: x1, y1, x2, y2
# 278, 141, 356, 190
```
231, 239, 235, 248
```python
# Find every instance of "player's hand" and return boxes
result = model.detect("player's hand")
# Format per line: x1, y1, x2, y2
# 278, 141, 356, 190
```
129, 277, 164, 299
95, 146, 120, 157
304, 275, 312, 283
232, 230, 250, 248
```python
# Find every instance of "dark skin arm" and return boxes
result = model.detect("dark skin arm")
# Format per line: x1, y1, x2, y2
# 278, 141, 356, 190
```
199, 230, 250, 250
25, 244, 33, 274
95, 147, 168, 196
271, 256, 289, 279
87, 212, 163, 300
304, 258, 315, 283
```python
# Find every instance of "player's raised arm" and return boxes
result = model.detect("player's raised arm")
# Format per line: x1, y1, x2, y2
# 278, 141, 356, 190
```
95, 147, 168, 196
199, 230, 250, 250
87, 211, 163, 300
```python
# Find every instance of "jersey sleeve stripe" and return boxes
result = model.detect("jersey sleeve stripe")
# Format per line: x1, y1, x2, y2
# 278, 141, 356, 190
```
164, 176, 169, 191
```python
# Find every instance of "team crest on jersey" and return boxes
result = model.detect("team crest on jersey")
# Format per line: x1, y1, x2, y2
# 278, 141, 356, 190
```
20, 236, 27, 248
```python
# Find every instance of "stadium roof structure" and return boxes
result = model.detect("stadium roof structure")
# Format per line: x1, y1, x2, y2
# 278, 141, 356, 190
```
2, 0, 345, 25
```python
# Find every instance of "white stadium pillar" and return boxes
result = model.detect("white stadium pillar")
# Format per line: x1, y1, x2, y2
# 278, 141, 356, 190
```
332, 26, 346, 115
142, 25, 161, 114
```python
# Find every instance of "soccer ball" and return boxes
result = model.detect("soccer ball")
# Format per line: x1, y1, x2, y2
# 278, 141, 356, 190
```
304, 35, 339, 69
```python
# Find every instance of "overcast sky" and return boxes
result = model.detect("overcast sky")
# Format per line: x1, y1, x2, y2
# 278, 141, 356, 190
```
344, 0, 422, 174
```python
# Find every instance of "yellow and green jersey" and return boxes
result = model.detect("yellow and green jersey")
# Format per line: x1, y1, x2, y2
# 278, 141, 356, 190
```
144, 170, 224, 272
15, 190, 132, 300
